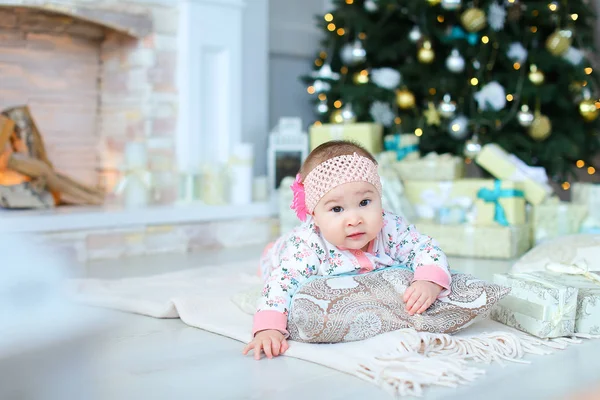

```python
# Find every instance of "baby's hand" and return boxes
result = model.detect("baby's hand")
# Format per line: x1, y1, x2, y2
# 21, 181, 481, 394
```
403, 280, 443, 316
242, 329, 289, 360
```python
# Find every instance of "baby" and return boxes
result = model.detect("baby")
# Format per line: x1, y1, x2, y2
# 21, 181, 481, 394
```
243, 140, 451, 360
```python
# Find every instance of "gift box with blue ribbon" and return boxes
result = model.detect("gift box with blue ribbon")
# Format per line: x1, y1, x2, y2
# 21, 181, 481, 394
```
383, 134, 419, 161
404, 179, 526, 227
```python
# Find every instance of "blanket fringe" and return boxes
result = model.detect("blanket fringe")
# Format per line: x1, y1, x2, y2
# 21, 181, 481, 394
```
358, 328, 595, 398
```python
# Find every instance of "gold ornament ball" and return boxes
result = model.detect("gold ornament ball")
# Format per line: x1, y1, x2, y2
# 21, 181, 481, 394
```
579, 99, 599, 122
528, 113, 552, 141
427, 0, 441, 5
396, 89, 416, 109
461, 8, 487, 32
546, 29, 573, 56
330, 109, 344, 124
528, 64, 545, 86
352, 71, 369, 85
417, 41, 435, 64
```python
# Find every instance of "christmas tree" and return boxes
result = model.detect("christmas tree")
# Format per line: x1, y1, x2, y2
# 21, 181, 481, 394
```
302, 0, 600, 181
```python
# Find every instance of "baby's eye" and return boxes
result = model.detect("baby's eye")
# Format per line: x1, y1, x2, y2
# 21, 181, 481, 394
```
360, 199, 371, 207
331, 206, 343, 213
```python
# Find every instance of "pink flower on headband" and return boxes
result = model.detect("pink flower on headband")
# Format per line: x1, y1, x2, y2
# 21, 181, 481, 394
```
290, 174, 308, 222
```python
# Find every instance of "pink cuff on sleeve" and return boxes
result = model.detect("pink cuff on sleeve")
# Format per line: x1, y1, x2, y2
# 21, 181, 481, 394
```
252, 310, 289, 337
413, 264, 451, 298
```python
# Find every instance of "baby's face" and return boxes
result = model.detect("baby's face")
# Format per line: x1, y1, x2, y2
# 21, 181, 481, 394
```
312, 181, 383, 251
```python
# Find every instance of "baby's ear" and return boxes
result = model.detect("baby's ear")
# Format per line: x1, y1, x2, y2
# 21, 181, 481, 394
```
311, 213, 319, 227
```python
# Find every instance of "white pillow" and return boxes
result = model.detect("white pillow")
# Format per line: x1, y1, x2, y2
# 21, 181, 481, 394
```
511, 234, 600, 273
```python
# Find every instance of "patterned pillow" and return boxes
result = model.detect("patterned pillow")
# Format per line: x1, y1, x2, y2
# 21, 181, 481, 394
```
511, 234, 600, 274
287, 268, 510, 343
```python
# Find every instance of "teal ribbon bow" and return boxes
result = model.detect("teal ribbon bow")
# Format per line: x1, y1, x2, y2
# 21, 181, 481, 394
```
477, 180, 524, 227
445, 26, 479, 46
395, 144, 419, 161
384, 134, 419, 161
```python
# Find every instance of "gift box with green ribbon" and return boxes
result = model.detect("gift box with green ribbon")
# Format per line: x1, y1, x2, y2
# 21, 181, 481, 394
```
491, 272, 579, 338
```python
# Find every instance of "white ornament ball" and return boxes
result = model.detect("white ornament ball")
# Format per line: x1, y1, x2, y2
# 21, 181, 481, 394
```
463, 136, 482, 158
441, 0, 462, 10
409, 26, 422, 43
446, 49, 465, 73
340, 40, 366, 65
364, 0, 378, 12
517, 104, 534, 127
448, 115, 469, 139
316, 101, 329, 115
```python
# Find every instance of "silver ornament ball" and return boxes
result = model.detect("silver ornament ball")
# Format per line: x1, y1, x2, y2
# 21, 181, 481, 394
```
364, 0, 378, 12
438, 94, 457, 118
446, 49, 465, 73
463, 136, 482, 158
517, 104, 534, 127
441, 0, 462, 10
448, 115, 469, 140
340, 40, 367, 65
409, 26, 422, 43
316, 101, 329, 115
313, 79, 331, 93
341, 104, 357, 123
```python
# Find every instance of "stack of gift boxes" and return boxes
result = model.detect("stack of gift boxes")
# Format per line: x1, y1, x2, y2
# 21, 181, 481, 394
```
309, 122, 600, 339
309, 122, 596, 259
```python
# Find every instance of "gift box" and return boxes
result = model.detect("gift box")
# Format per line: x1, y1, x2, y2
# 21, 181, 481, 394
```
404, 179, 526, 227
414, 221, 531, 259
532, 197, 588, 244
309, 123, 383, 154
384, 133, 419, 161
393, 152, 465, 181
491, 272, 579, 338
475, 144, 553, 205
572, 183, 600, 234
533, 265, 600, 335
377, 152, 417, 222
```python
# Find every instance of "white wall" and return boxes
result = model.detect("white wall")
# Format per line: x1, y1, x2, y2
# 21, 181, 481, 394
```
242, 0, 269, 175
239, 0, 326, 176
268, 0, 326, 134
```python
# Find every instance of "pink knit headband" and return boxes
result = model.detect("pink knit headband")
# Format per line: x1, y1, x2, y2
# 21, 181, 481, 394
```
290, 153, 382, 221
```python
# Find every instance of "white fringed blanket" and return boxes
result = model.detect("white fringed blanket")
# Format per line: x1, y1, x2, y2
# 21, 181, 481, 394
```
68, 261, 594, 398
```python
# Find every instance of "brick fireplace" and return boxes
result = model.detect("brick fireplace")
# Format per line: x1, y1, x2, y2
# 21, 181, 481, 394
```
0, 0, 178, 196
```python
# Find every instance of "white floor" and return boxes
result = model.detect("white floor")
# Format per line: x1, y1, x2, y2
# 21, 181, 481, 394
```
75, 246, 600, 400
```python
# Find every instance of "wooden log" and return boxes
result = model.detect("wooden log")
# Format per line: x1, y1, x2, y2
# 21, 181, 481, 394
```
7, 153, 104, 205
